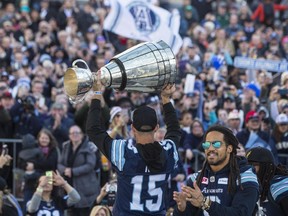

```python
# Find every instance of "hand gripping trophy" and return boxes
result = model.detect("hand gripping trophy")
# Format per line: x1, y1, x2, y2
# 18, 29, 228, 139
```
63, 40, 177, 104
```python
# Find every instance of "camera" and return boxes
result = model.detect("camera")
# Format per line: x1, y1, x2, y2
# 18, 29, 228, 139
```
106, 183, 117, 193
106, 182, 117, 206
22, 95, 36, 111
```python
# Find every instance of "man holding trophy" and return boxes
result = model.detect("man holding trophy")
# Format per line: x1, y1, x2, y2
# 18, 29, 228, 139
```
64, 40, 181, 215
86, 71, 181, 215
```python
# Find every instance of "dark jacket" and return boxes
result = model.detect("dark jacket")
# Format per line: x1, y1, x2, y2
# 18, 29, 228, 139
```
1, 193, 23, 216
264, 175, 288, 216
0, 106, 13, 138
18, 134, 41, 168
166, 159, 186, 208
174, 157, 259, 216
18, 134, 42, 192
58, 136, 98, 208
236, 129, 270, 147
10, 102, 44, 138
271, 132, 288, 165
34, 147, 59, 172
183, 133, 204, 152
236, 129, 278, 162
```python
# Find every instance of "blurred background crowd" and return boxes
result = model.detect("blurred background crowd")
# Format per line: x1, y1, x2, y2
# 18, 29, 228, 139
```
0, 0, 288, 215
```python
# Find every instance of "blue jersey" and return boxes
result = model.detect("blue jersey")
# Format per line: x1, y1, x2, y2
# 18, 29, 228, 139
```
27, 196, 68, 216
188, 166, 258, 208
175, 157, 259, 216
261, 175, 288, 216
110, 139, 178, 216
87, 100, 182, 216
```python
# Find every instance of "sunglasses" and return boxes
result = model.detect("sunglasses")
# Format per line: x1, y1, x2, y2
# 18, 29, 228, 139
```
202, 141, 223, 150
69, 132, 82, 135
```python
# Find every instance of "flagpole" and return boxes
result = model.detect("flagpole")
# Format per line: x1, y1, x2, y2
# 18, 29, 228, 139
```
103, 29, 111, 44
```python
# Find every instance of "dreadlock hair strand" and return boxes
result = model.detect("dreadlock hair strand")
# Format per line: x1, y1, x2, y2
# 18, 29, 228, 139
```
258, 163, 288, 202
196, 125, 242, 194
258, 162, 275, 202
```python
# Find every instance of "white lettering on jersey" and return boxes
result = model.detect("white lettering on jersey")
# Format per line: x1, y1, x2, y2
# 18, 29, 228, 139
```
218, 178, 228, 185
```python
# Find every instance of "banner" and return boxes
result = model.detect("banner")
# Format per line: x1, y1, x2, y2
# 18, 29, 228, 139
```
234, 56, 288, 72
103, 0, 183, 54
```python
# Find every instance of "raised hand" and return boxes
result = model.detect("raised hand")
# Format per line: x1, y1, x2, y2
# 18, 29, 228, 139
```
181, 181, 204, 208
38, 176, 48, 188
100, 183, 108, 197
64, 167, 72, 178
173, 191, 187, 212
53, 170, 67, 187
0, 152, 12, 168
92, 70, 103, 92
161, 83, 176, 98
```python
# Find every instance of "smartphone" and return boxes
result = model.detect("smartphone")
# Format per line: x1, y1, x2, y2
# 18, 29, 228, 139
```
106, 182, 117, 206
46, 171, 53, 184
0, 144, 8, 155
278, 89, 288, 95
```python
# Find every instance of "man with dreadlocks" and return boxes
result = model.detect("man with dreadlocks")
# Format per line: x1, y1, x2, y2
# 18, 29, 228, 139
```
173, 125, 259, 215
246, 146, 288, 215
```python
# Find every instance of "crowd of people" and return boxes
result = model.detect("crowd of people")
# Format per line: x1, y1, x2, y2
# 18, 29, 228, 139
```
0, 0, 287, 215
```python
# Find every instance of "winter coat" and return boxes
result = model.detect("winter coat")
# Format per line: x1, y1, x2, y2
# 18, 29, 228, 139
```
58, 136, 98, 208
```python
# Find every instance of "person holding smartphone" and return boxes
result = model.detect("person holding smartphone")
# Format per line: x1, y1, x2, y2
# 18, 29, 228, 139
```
0, 144, 12, 180
26, 170, 80, 216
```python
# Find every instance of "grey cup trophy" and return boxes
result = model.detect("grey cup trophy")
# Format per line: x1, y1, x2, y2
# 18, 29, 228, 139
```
63, 40, 177, 104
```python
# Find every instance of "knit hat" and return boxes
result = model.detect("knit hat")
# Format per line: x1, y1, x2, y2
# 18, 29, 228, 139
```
22, 134, 37, 149
132, 106, 157, 132
19, 134, 41, 161
257, 106, 269, 119
110, 106, 122, 122
245, 83, 261, 98
246, 147, 274, 164
276, 113, 288, 124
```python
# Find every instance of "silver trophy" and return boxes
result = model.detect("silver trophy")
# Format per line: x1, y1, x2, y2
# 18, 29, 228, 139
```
63, 40, 177, 104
